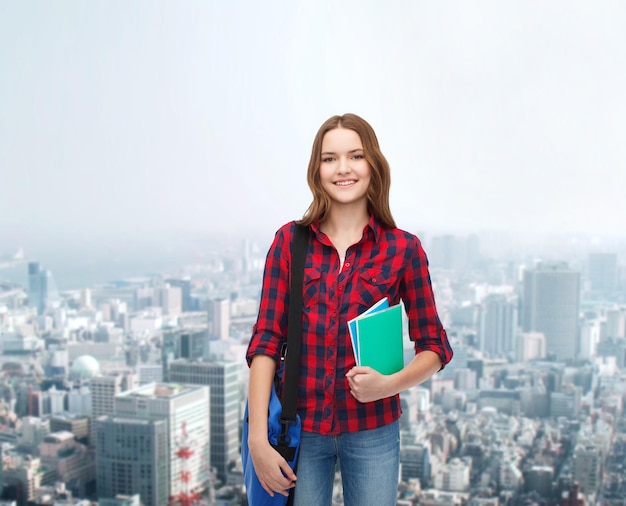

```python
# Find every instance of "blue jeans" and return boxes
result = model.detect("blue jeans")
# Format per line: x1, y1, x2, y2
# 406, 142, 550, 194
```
292, 421, 400, 506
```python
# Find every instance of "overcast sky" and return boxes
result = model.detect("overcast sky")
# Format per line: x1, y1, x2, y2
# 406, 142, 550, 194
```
2, 1, 626, 253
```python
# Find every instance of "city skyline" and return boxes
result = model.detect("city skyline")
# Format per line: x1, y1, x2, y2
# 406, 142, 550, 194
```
2, 1, 626, 251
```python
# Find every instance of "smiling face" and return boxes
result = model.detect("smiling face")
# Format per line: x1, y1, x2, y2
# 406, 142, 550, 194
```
319, 127, 371, 211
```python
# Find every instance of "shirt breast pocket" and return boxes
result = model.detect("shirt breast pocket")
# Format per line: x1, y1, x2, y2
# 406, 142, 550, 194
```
356, 267, 395, 310
302, 267, 323, 308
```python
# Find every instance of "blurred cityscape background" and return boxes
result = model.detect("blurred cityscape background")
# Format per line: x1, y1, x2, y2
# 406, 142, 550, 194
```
0, 226, 625, 505
2, 1, 626, 505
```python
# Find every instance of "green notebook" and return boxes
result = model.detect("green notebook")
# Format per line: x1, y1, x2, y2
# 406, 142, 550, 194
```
355, 303, 404, 375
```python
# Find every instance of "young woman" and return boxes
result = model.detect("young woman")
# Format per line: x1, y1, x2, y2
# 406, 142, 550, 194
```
246, 113, 453, 506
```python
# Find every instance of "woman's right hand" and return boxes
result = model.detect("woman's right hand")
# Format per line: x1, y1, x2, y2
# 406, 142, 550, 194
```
247, 355, 297, 497
248, 436, 297, 497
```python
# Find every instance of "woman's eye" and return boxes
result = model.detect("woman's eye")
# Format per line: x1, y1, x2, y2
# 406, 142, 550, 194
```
322, 157, 334, 163
352, 154, 364, 160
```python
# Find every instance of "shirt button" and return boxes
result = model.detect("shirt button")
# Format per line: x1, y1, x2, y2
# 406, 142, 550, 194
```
332, 312, 337, 318
372, 277, 377, 283
344, 262, 351, 268
338, 285, 344, 292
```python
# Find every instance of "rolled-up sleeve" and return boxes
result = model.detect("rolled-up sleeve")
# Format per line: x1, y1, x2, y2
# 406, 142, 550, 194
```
246, 225, 291, 367
401, 235, 453, 369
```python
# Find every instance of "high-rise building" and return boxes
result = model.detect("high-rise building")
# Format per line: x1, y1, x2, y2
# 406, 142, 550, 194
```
572, 442, 601, 496
19, 416, 50, 451
208, 299, 230, 340
80, 288, 92, 309
95, 416, 169, 506
587, 252, 617, 293
90, 372, 138, 446
161, 326, 209, 380
477, 293, 518, 358
604, 307, 626, 339
27, 262, 59, 315
113, 383, 211, 500
579, 319, 601, 360
156, 284, 182, 316
400, 444, 431, 488
67, 384, 91, 416
137, 364, 163, 385
550, 385, 582, 419
522, 262, 580, 361
166, 278, 193, 312
28, 262, 44, 315
168, 359, 240, 484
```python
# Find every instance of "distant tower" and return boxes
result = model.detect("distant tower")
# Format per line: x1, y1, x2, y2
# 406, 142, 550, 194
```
168, 422, 203, 506
522, 262, 580, 361
400, 444, 431, 488
95, 416, 169, 506
208, 299, 230, 340
587, 252, 617, 294
114, 383, 211, 500
477, 293, 518, 358
166, 278, 193, 312
572, 443, 601, 497
157, 284, 183, 316
90, 372, 138, 446
80, 288, 92, 309
604, 307, 626, 339
28, 262, 44, 314
579, 319, 601, 360
169, 359, 241, 484
28, 261, 59, 314
161, 327, 209, 380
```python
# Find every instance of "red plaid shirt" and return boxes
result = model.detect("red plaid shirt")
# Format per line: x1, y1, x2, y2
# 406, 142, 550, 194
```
246, 215, 453, 435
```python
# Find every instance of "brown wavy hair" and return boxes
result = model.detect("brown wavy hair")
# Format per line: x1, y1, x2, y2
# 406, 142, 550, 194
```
300, 113, 396, 228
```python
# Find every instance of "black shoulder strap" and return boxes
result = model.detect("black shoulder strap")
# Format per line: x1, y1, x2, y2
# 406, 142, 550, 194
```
281, 223, 308, 422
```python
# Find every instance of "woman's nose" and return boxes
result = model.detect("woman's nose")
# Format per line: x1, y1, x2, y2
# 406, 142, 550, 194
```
337, 156, 350, 174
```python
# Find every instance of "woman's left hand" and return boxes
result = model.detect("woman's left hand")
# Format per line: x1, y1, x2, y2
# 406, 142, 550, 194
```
346, 366, 394, 403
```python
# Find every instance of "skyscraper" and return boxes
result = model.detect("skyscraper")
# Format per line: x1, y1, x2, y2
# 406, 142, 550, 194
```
161, 326, 209, 380
95, 416, 169, 506
27, 261, 59, 315
90, 372, 139, 446
208, 298, 230, 340
522, 262, 580, 361
477, 293, 518, 358
168, 359, 241, 484
587, 252, 618, 294
155, 284, 182, 316
572, 442, 601, 496
400, 444, 431, 487
114, 383, 211, 500
166, 278, 193, 312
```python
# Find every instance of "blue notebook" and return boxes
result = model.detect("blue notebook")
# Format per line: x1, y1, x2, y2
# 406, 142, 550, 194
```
347, 297, 389, 364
